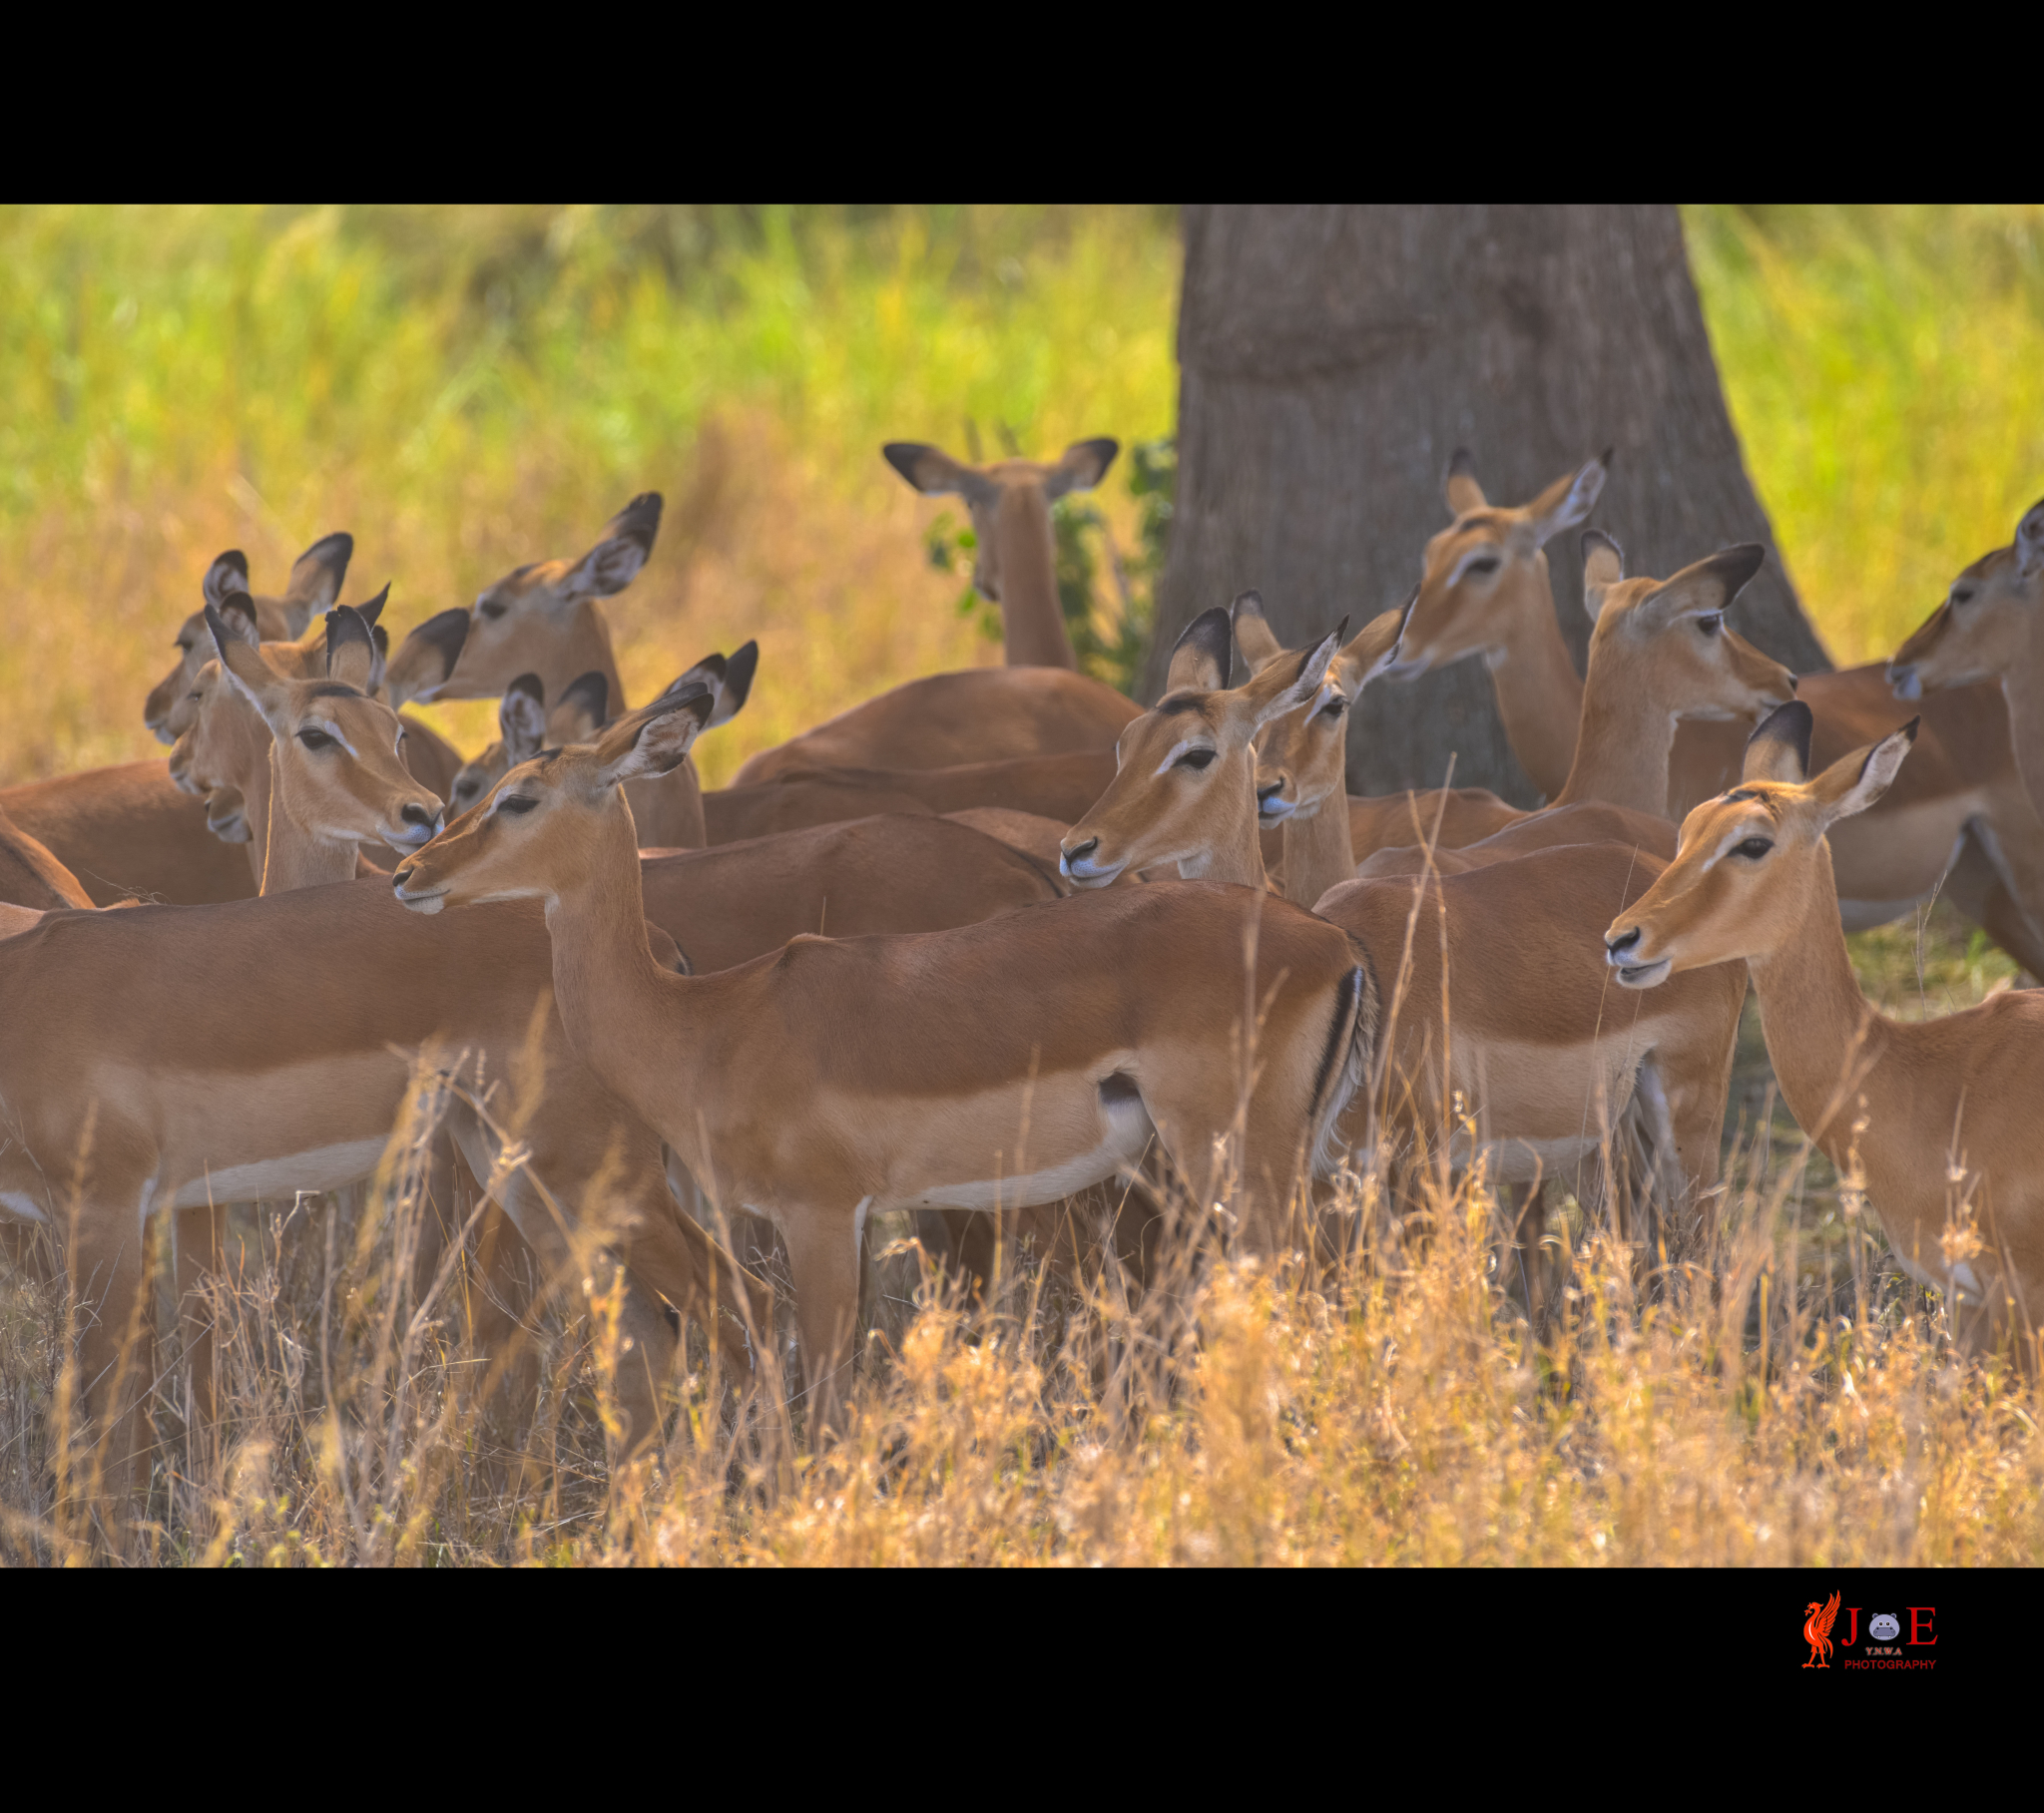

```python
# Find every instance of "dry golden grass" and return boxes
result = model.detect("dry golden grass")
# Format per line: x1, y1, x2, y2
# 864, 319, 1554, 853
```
5, 908, 2037, 1569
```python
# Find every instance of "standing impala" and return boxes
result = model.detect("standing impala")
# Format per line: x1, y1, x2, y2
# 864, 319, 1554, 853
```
393, 688, 1376, 1433
1062, 608, 1748, 1229
1889, 498, 2044, 822
727, 441, 1141, 784
1605, 702, 2044, 1356
1400, 449, 2044, 974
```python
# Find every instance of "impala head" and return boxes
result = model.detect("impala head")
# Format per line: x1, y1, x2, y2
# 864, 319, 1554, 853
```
145, 535, 353, 741
1384, 450, 1608, 680
446, 639, 755, 815
1578, 532, 1792, 722
393, 687, 715, 914
206, 596, 446, 853
1236, 592, 1410, 825
1888, 496, 2044, 699
1059, 603, 1344, 887
1603, 701, 1919, 987
418, 494, 661, 702
882, 437, 1117, 606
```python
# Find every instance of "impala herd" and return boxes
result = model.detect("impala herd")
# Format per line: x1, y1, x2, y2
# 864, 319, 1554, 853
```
4, 436, 2043, 1533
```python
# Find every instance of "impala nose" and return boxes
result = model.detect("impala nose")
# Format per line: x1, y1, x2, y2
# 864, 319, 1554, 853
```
1787, 673, 1799, 693
392, 862, 416, 893
1062, 836, 1098, 868
395, 802, 444, 845
1606, 927, 1641, 959
1890, 664, 1921, 701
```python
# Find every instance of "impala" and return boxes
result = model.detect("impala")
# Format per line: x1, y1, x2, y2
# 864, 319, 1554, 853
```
143, 535, 352, 742
1889, 498, 2044, 822
393, 688, 1376, 1432
1403, 450, 2044, 973
726, 441, 1140, 784
1605, 702, 2044, 1355
1250, 537, 1796, 898
0, 807, 93, 911
1063, 608, 1748, 1229
182, 602, 446, 890
385, 493, 709, 847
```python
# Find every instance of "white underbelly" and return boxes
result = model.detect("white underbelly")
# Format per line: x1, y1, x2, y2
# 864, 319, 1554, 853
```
894, 1088, 1154, 1212
169, 1138, 391, 1209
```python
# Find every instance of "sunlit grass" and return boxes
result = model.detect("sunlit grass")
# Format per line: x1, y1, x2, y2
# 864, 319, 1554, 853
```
0, 205, 1179, 783
1686, 204, 2044, 666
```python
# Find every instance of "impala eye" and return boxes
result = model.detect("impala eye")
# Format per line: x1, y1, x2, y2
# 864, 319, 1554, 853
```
1698, 614, 1722, 637
1320, 697, 1346, 719
1177, 748, 1217, 771
1950, 588, 1974, 608
479, 601, 507, 622
1462, 555, 1501, 581
496, 794, 540, 815
1735, 836, 1773, 859
297, 728, 335, 751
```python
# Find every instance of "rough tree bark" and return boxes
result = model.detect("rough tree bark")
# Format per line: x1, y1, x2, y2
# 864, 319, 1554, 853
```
1150, 205, 1831, 805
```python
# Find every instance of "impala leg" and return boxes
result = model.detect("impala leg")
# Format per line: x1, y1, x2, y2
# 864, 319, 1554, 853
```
67, 1197, 159, 1531
1967, 811, 2044, 980
175, 1200, 225, 1428
780, 1207, 862, 1445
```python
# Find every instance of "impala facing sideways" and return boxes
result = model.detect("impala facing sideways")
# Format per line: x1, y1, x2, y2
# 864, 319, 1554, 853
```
394, 688, 1378, 1430
1606, 702, 2044, 1356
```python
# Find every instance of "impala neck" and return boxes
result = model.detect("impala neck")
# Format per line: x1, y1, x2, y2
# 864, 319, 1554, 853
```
1744, 857, 1888, 1164
259, 742, 359, 894
1551, 678, 1678, 816
1279, 795, 1356, 910
539, 800, 715, 1174
1179, 781, 1272, 890
994, 486, 1078, 671
544, 606, 628, 709
1484, 569, 1583, 799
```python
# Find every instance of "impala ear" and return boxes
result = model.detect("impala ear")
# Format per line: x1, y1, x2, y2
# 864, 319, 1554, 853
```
1043, 437, 1119, 499
211, 590, 262, 649
369, 624, 389, 692
1522, 450, 1611, 550
553, 671, 610, 738
208, 604, 286, 725
385, 608, 471, 707
1641, 543, 1767, 627
881, 441, 999, 507
203, 550, 251, 610
1444, 448, 1487, 517
1810, 717, 1919, 827
323, 605, 378, 691
711, 640, 758, 726
499, 674, 548, 763
564, 494, 661, 601
2017, 497, 2044, 580
594, 687, 715, 787
1340, 600, 1409, 692
283, 532, 354, 611
1247, 620, 1348, 725
1231, 591, 1286, 674
1742, 700, 1812, 784
1165, 606, 1234, 694
351, 583, 389, 631
1581, 529, 1625, 623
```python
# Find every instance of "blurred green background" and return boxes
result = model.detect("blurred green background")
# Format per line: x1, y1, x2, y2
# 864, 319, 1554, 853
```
3, 203, 2040, 784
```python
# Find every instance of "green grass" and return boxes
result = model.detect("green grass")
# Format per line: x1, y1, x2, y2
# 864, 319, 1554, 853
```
1685, 204, 2044, 667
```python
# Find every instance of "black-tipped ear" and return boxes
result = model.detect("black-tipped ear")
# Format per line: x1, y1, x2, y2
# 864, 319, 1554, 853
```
210, 591, 261, 651
1444, 448, 1487, 515
285, 532, 354, 610
500, 674, 548, 760
352, 582, 390, 629
1165, 606, 1234, 694
324, 605, 377, 685
713, 640, 758, 726
606, 493, 664, 556
1743, 699, 1813, 784
203, 550, 251, 609
555, 670, 609, 727
409, 608, 471, 680
1711, 542, 1768, 601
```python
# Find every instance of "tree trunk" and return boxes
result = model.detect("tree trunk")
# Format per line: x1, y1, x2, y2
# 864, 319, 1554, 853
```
1151, 205, 1831, 805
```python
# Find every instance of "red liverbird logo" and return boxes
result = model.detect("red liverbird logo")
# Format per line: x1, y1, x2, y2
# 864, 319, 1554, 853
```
1802, 1592, 1841, 1667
